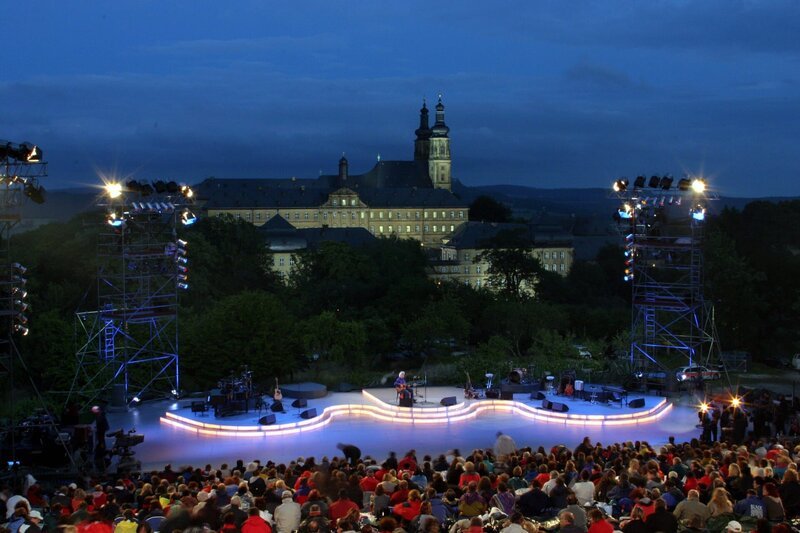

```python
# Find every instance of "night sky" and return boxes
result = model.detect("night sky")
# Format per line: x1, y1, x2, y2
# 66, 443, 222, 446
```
4, 1, 799, 197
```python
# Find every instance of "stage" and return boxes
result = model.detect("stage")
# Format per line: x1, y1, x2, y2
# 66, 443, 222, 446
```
98, 386, 702, 471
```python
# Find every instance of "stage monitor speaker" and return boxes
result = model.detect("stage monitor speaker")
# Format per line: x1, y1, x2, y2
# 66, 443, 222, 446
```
440, 396, 457, 407
300, 408, 317, 419
629, 398, 645, 408
531, 391, 546, 400
258, 414, 276, 425
191, 401, 207, 413
500, 390, 514, 400
551, 402, 569, 413
541, 399, 553, 410
291, 399, 308, 408
399, 396, 413, 408
485, 389, 499, 399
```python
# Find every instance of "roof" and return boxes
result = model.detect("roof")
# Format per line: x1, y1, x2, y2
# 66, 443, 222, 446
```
260, 216, 376, 252
195, 170, 467, 210
444, 222, 573, 250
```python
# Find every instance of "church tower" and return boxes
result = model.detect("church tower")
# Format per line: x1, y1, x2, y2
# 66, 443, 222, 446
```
428, 95, 451, 191
414, 100, 431, 161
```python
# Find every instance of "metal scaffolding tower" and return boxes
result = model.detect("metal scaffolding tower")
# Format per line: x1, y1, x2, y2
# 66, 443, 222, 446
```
612, 176, 718, 372
69, 181, 195, 409
0, 141, 48, 463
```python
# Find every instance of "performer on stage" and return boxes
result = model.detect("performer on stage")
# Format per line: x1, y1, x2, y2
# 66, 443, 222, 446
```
394, 371, 408, 392
395, 371, 413, 405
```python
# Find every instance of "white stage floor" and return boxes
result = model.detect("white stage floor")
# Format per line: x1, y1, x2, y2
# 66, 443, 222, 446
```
105, 387, 700, 471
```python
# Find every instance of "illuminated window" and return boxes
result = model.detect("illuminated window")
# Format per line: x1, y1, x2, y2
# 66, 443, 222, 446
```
433, 211, 437, 219
256, 213, 261, 220
476, 266, 481, 274
424, 211, 429, 219
406, 225, 411, 233
360, 211, 365, 219
450, 211, 454, 218
464, 253, 470, 261
388, 211, 392, 219
278, 257, 285, 266
416, 211, 420, 219
459, 211, 465, 218
388, 225, 393, 232
433, 225, 437, 232
476, 280, 481, 288
545, 251, 550, 260
441, 211, 445, 218
351, 199, 357, 206
464, 266, 470, 274
379, 225, 384, 233
450, 225, 454, 232
379, 212, 384, 219
560, 251, 565, 259
304, 212, 309, 220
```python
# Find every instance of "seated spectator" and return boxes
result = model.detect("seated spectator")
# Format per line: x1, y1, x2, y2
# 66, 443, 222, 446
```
457, 482, 486, 518
587, 509, 613, 533
558, 511, 585, 533
644, 498, 677, 533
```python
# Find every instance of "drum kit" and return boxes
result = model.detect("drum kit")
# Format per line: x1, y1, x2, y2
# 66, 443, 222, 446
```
217, 366, 254, 400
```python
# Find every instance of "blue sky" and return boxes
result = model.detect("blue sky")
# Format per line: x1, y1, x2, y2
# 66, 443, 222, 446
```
3, 1, 799, 196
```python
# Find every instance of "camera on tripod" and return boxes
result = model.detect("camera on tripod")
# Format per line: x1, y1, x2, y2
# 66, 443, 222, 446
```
106, 428, 144, 455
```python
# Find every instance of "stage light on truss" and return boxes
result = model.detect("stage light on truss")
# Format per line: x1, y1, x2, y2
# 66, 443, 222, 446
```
105, 182, 124, 199
677, 178, 691, 191
107, 212, 127, 228
23, 182, 46, 204
623, 273, 634, 282
12, 275, 27, 287
648, 175, 661, 188
177, 273, 188, 283
699, 402, 709, 413
613, 178, 629, 192
691, 205, 706, 221
13, 324, 29, 336
660, 176, 674, 190
131, 396, 141, 404
0, 141, 42, 163
14, 313, 28, 325
730, 396, 741, 408
617, 203, 633, 219
180, 185, 194, 199
180, 209, 197, 226
633, 176, 646, 189
176, 256, 188, 265
165, 181, 179, 194
153, 180, 168, 194
177, 282, 189, 290
691, 179, 706, 194
14, 299, 29, 313
176, 265, 188, 274
12, 262, 27, 275
12, 288, 27, 298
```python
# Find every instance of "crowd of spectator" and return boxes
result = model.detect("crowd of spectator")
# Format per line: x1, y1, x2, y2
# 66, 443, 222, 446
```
3, 433, 800, 533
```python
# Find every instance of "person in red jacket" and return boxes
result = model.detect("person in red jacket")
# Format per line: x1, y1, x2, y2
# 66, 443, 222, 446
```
458, 462, 480, 489
329, 490, 360, 527
392, 490, 422, 522
587, 509, 614, 533
242, 507, 272, 533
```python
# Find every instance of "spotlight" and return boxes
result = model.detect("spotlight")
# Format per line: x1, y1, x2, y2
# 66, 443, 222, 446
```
153, 180, 168, 194
166, 181, 179, 194
0, 141, 42, 163
14, 300, 28, 312
180, 185, 194, 199
176, 256, 188, 265
699, 402, 709, 413
177, 282, 189, 290
12, 263, 27, 275
613, 178, 629, 192
126, 180, 142, 193
107, 212, 127, 228
176, 239, 188, 247
677, 178, 691, 191
181, 209, 197, 226
176, 265, 188, 273
691, 205, 706, 221
691, 179, 706, 194
131, 396, 141, 404
660, 176, 673, 190
13, 324, 29, 336
648, 175, 661, 188
731, 396, 741, 408
105, 182, 124, 199
13, 275, 27, 287
170, 389, 179, 397
633, 176, 646, 189
24, 182, 46, 204
617, 204, 633, 219
13, 288, 28, 298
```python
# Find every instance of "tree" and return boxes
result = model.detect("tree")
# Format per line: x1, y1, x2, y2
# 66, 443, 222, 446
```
469, 195, 512, 223
477, 247, 544, 300
299, 311, 368, 365
402, 296, 470, 355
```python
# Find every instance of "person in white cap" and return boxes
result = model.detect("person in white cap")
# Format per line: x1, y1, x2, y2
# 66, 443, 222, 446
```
726, 520, 742, 533
19, 509, 43, 533
274, 491, 301, 533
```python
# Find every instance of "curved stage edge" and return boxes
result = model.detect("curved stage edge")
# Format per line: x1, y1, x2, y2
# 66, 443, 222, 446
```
159, 390, 673, 438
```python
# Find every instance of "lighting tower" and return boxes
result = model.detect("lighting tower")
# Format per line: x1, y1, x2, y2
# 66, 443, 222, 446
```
612, 175, 718, 374
69, 180, 195, 409
0, 140, 47, 462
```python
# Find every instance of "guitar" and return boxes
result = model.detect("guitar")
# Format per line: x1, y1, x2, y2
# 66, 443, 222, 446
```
464, 371, 476, 399
273, 378, 283, 401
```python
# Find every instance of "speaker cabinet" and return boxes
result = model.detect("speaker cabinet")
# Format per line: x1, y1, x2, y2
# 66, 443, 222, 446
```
550, 402, 569, 413
629, 398, 645, 408
259, 414, 276, 425
531, 391, 546, 400
500, 390, 514, 400
440, 396, 457, 407
191, 401, 208, 413
300, 408, 317, 419
541, 399, 553, 410
485, 389, 500, 399
291, 399, 308, 408
399, 396, 413, 408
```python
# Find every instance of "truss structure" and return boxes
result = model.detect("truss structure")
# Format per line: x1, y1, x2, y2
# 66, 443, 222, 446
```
612, 177, 719, 372
69, 184, 194, 409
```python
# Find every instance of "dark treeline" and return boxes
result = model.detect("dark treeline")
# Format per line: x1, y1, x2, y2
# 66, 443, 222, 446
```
5, 200, 797, 403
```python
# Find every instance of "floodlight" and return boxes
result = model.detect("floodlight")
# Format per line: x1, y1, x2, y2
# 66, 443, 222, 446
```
13, 324, 29, 336
660, 176, 673, 190
166, 181, 179, 194
633, 176, 646, 188
699, 402, 709, 413
176, 256, 188, 265
691, 205, 706, 221
648, 176, 660, 188
131, 396, 141, 404
24, 182, 45, 204
181, 209, 197, 226
14, 300, 28, 312
105, 182, 123, 199
13, 288, 27, 298
177, 282, 189, 290
176, 239, 188, 247
180, 185, 194, 199
677, 178, 691, 191
107, 212, 126, 228
0, 141, 42, 163
613, 178, 629, 192
691, 179, 706, 193
617, 204, 633, 219
731, 396, 741, 408
12, 263, 27, 275
153, 180, 168, 194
